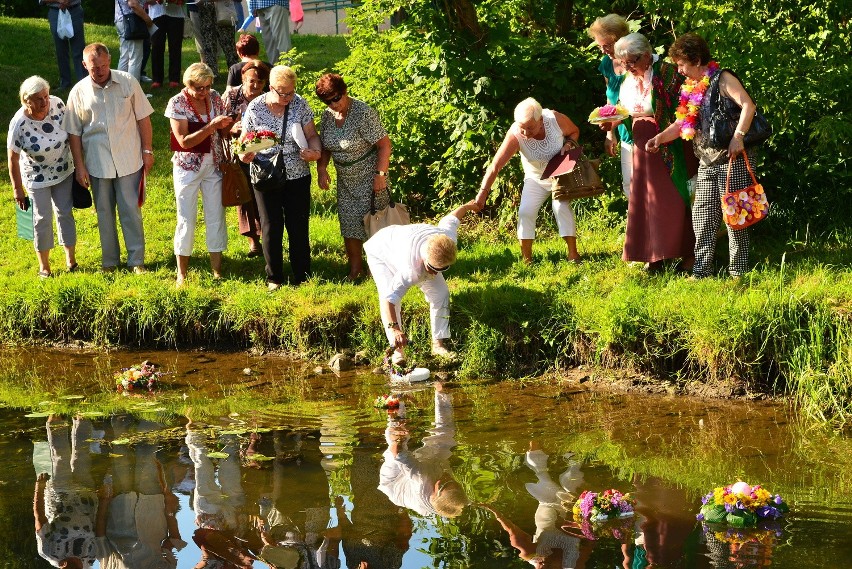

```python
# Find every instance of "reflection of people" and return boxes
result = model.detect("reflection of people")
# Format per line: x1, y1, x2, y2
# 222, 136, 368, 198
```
7, 76, 78, 277
613, 33, 696, 273
364, 201, 479, 362
587, 14, 632, 198
633, 476, 696, 568
64, 42, 154, 273
315, 73, 392, 281
379, 383, 469, 518
34, 416, 106, 569
475, 97, 582, 264
647, 33, 759, 279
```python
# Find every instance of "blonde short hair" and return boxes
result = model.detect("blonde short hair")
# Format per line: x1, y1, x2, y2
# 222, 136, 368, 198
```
424, 234, 457, 269
19, 76, 49, 106
269, 65, 297, 89
430, 479, 469, 518
587, 14, 630, 43
183, 62, 215, 87
514, 97, 543, 123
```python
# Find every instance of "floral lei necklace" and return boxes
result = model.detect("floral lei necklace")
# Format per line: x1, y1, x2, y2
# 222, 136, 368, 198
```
675, 61, 720, 140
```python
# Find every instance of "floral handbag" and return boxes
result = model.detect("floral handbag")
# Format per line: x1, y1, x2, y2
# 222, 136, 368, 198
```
721, 153, 769, 230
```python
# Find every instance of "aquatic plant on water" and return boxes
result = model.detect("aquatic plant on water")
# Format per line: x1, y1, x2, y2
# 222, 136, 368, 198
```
696, 481, 789, 527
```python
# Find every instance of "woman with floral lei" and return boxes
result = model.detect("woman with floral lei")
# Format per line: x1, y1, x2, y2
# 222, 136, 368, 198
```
647, 33, 759, 279
613, 33, 698, 274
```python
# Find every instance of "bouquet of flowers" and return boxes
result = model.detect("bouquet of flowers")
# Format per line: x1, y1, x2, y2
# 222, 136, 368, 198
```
115, 361, 164, 394
588, 103, 630, 124
573, 489, 636, 522
232, 130, 278, 154
696, 482, 789, 527
373, 394, 401, 410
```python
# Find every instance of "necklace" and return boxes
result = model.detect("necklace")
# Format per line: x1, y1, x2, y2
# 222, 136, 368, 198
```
184, 89, 210, 123
630, 71, 653, 114
676, 61, 719, 140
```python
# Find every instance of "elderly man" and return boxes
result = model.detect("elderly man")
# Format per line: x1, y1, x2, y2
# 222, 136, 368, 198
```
364, 201, 478, 363
248, 0, 292, 66
64, 43, 154, 273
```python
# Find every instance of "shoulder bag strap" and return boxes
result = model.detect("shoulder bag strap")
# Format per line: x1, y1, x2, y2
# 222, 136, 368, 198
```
725, 152, 758, 193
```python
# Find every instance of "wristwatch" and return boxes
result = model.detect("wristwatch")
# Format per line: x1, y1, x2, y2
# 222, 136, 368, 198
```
375, 170, 388, 177
142, 149, 154, 155
387, 322, 400, 330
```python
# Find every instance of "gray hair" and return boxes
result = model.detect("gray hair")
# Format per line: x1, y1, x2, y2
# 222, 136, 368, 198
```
19, 76, 49, 106
513, 97, 543, 123
615, 32, 652, 60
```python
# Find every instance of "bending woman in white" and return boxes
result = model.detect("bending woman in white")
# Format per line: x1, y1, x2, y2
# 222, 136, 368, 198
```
476, 97, 582, 264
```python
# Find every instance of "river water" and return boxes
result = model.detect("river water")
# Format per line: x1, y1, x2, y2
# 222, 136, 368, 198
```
0, 347, 851, 569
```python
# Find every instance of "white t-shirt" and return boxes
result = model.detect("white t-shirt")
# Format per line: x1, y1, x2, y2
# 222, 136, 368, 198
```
7, 95, 74, 189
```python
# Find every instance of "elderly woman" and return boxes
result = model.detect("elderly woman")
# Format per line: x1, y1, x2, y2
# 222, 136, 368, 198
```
647, 33, 759, 279
7, 76, 77, 277
475, 97, 582, 264
165, 62, 234, 286
588, 14, 632, 198
614, 33, 696, 273
316, 73, 392, 281
225, 33, 271, 90
225, 60, 270, 257
240, 65, 322, 290
364, 201, 479, 362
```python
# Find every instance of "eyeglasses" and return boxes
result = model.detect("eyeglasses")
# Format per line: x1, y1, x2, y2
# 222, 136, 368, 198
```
320, 93, 344, 105
623, 54, 643, 67
425, 260, 450, 273
191, 83, 212, 91
271, 86, 296, 98
597, 42, 614, 53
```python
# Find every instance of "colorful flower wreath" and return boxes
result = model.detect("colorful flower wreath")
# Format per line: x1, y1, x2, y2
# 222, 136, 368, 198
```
702, 522, 782, 546
696, 482, 788, 527
115, 361, 165, 394
588, 103, 630, 124
675, 61, 720, 140
373, 394, 401, 410
573, 489, 636, 522
231, 130, 279, 154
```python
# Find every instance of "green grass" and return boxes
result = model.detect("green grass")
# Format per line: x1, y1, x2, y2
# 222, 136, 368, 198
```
2, 19, 852, 428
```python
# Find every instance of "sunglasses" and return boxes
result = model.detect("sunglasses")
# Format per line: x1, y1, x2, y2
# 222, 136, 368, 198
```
425, 260, 450, 273
190, 83, 212, 91
271, 86, 296, 98
321, 93, 344, 105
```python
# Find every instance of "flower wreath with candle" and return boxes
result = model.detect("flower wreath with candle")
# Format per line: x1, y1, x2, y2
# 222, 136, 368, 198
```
115, 361, 165, 394
675, 61, 720, 140
696, 481, 788, 527
232, 130, 279, 154
572, 489, 636, 522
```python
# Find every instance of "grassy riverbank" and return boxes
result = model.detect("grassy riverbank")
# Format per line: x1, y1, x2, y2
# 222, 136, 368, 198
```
2, 19, 852, 427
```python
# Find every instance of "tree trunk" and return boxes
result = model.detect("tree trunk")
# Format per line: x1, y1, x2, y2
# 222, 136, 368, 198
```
439, 0, 485, 42
555, 0, 574, 38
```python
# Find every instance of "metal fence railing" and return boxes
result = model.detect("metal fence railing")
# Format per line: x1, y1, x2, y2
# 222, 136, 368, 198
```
301, 0, 358, 34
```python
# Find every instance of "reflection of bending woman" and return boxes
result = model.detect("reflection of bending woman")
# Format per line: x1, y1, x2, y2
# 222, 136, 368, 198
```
378, 384, 468, 518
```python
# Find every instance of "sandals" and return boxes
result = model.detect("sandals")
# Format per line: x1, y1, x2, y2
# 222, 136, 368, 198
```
38, 270, 51, 279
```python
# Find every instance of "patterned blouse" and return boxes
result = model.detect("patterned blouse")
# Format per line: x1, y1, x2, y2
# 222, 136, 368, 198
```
165, 89, 227, 171
318, 98, 387, 166
242, 93, 314, 181
6, 95, 74, 189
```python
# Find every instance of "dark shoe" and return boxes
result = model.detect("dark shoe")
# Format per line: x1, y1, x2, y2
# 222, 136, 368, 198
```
67, 263, 79, 273
247, 248, 263, 258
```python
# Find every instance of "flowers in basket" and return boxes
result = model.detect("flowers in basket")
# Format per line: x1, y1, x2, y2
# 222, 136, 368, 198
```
115, 361, 165, 394
373, 394, 401, 410
231, 130, 279, 154
696, 482, 789, 528
573, 489, 636, 522
588, 103, 629, 124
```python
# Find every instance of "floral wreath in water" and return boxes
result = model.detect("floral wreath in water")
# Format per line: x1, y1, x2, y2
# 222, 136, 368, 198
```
572, 489, 635, 522
702, 522, 783, 546
675, 60, 720, 140
115, 361, 165, 394
696, 481, 788, 527
373, 394, 401, 410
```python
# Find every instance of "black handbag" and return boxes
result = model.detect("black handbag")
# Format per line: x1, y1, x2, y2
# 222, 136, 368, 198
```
249, 104, 288, 192
71, 177, 92, 209
705, 69, 772, 149
118, 1, 149, 41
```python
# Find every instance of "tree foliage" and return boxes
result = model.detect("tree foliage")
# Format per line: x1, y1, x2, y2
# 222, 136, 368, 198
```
340, 0, 851, 232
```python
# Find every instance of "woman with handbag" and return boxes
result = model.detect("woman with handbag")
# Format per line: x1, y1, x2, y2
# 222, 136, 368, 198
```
225, 60, 270, 257
7, 76, 78, 277
315, 73, 392, 281
612, 33, 697, 273
647, 33, 763, 279
474, 97, 582, 265
165, 63, 234, 287
240, 65, 321, 290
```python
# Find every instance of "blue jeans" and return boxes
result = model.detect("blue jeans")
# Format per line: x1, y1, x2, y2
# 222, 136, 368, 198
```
47, 5, 86, 89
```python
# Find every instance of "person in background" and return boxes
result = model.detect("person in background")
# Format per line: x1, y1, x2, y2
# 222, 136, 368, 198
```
64, 42, 154, 273
248, 0, 292, 65
588, 13, 633, 198
8, 76, 78, 278
475, 97, 583, 264
224, 60, 270, 257
41, 0, 86, 91
316, 73, 392, 281
166, 63, 234, 286
196, 0, 240, 80
225, 33, 272, 90
364, 201, 479, 362
114, 0, 153, 82
647, 33, 758, 280
148, 0, 185, 89
613, 33, 696, 273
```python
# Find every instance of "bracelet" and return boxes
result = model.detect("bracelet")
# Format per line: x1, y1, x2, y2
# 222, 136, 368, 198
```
375, 170, 388, 177
142, 149, 154, 155
734, 129, 746, 138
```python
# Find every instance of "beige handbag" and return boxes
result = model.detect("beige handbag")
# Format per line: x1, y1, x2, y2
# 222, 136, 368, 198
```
364, 189, 410, 239
551, 142, 605, 201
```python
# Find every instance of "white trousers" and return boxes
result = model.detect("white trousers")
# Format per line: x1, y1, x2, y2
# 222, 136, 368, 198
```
517, 177, 576, 240
368, 254, 451, 346
173, 160, 227, 256
620, 142, 633, 199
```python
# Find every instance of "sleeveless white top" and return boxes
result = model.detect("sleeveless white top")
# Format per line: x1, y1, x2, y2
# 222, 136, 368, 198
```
511, 108, 564, 179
